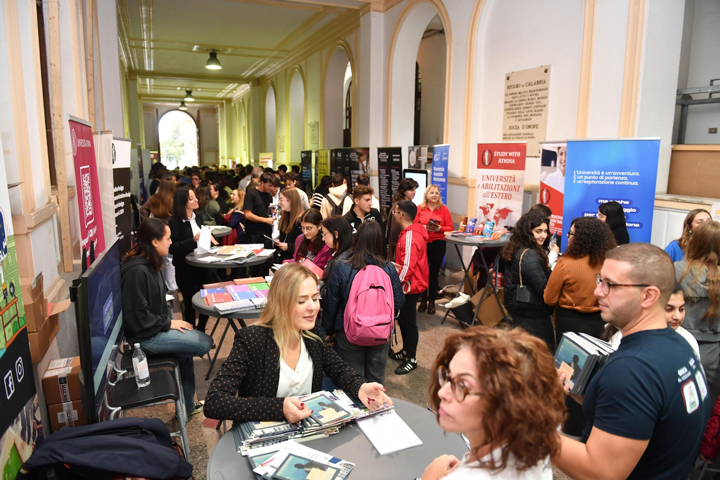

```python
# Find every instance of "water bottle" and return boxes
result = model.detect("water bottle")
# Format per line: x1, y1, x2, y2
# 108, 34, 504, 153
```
132, 344, 151, 388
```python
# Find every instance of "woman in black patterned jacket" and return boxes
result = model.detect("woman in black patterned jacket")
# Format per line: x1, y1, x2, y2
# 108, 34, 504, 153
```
204, 263, 393, 423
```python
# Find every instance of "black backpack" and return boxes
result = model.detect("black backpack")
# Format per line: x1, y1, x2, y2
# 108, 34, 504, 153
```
324, 194, 347, 216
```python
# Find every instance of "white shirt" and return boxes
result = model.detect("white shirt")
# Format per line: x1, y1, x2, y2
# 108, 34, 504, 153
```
276, 339, 314, 398
544, 169, 565, 193
297, 189, 310, 210
444, 450, 552, 480
184, 212, 201, 237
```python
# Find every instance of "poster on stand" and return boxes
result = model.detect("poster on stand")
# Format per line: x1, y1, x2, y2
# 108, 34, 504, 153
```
431, 144, 449, 204
349, 148, 369, 186
0, 138, 41, 478
70, 117, 106, 264
113, 138, 133, 257
408, 146, 427, 170
539, 142, 566, 237
331, 149, 351, 182
475, 143, 527, 228
563, 139, 660, 245
300, 150, 316, 196
259, 152, 274, 169
316, 150, 330, 185
378, 147, 402, 209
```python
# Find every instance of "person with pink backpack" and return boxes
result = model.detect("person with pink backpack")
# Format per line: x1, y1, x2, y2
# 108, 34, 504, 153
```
323, 220, 405, 384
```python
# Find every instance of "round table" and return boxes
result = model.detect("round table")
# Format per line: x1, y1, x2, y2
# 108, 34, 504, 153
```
206, 398, 469, 479
193, 291, 264, 380
209, 226, 233, 238
185, 251, 269, 269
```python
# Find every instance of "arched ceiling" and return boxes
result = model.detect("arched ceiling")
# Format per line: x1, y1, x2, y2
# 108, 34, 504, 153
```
118, 0, 388, 105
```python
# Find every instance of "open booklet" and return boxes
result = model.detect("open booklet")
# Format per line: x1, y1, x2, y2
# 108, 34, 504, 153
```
555, 332, 614, 395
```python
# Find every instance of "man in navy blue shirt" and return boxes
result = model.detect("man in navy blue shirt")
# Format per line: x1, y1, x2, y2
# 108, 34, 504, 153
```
553, 243, 710, 479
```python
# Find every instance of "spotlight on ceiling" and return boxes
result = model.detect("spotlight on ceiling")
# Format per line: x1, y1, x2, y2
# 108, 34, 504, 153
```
184, 90, 195, 102
205, 51, 222, 70
179, 100, 188, 111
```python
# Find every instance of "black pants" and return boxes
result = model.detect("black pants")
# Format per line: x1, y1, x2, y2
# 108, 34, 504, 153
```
246, 232, 273, 277
423, 240, 446, 302
175, 266, 213, 332
554, 307, 604, 437
397, 293, 420, 359
508, 311, 555, 353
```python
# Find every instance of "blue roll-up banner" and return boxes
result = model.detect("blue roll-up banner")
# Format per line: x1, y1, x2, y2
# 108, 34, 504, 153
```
562, 138, 660, 246
431, 144, 449, 204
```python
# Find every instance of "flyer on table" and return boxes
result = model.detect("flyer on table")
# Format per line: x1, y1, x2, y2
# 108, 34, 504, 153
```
562, 139, 660, 245
475, 143, 527, 228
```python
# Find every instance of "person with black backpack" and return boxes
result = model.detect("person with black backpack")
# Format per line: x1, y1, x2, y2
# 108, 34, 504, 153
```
323, 220, 404, 384
320, 173, 353, 219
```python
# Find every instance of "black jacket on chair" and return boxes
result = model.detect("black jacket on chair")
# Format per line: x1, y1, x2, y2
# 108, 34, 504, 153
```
503, 248, 552, 318
168, 214, 205, 270
204, 325, 367, 422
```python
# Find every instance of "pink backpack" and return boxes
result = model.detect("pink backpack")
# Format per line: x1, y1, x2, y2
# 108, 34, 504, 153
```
344, 265, 395, 346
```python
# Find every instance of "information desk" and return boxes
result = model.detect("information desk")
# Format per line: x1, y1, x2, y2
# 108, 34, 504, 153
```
442, 234, 510, 328
186, 251, 269, 270
192, 291, 263, 380
206, 398, 469, 479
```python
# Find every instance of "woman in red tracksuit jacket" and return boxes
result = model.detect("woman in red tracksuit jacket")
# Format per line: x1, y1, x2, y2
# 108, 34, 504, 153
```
388, 200, 428, 375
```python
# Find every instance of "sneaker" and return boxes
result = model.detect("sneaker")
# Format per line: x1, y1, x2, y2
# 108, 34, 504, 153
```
388, 350, 405, 362
188, 402, 204, 417
395, 359, 418, 375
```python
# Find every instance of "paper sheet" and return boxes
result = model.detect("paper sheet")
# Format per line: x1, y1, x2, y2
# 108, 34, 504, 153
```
356, 410, 422, 455
165, 294, 174, 302
196, 226, 212, 254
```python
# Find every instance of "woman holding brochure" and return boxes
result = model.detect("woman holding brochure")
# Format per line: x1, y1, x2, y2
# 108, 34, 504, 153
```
204, 263, 392, 423
293, 209, 332, 269
420, 327, 564, 480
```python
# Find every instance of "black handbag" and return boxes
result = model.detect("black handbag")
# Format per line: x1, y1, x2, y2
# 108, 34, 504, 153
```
514, 249, 541, 306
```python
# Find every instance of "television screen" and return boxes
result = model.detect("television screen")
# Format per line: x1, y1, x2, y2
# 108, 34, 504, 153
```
80, 240, 123, 413
403, 169, 428, 207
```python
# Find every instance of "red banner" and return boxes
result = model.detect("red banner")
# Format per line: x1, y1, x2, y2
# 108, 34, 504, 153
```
69, 119, 105, 264
475, 143, 527, 228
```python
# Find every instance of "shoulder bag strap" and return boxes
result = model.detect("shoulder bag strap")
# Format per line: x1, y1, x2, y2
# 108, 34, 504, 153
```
518, 249, 529, 287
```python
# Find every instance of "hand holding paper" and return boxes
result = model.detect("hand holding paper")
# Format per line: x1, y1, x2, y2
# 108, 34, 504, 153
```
196, 226, 212, 254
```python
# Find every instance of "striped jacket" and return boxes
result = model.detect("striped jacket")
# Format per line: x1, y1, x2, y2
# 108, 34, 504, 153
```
397, 223, 429, 295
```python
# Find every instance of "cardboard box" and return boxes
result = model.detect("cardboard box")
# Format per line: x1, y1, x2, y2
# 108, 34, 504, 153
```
23, 296, 46, 332
48, 400, 87, 431
28, 313, 60, 363
471, 287, 507, 328
20, 273, 43, 303
42, 357, 82, 405
47, 299, 71, 323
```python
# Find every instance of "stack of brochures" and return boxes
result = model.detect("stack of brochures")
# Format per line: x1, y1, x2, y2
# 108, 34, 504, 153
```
200, 277, 271, 314
249, 440, 355, 480
233, 390, 392, 454
554, 332, 614, 395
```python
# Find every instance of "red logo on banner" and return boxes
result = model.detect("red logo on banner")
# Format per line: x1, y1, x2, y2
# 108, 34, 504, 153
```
477, 144, 526, 171
69, 120, 105, 262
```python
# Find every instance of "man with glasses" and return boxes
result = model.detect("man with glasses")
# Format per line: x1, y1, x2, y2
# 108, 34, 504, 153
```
553, 243, 710, 479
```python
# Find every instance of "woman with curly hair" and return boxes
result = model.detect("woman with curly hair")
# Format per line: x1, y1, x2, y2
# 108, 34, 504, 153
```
502, 213, 555, 351
543, 216, 616, 436
665, 208, 711, 262
421, 327, 565, 480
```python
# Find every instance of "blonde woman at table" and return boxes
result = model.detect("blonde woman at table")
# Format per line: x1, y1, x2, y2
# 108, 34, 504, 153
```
204, 263, 392, 423
420, 327, 565, 480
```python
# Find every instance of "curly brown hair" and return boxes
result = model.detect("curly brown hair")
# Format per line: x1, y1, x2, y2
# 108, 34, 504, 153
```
429, 327, 566, 472
501, 212, 550, 271
564, 217, 617, 267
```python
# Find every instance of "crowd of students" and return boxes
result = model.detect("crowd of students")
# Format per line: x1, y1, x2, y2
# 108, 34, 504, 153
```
121, 161, 720, 478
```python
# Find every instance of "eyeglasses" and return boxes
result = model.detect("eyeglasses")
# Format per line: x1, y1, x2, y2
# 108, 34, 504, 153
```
566, 231, 575, 238
595, 274, 650, 296
437, 366, 481, 402
300, 226, 317, 233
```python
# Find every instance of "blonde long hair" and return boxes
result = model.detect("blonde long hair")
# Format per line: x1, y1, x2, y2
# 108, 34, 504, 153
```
256, 263, 321, 356
231, 188, 245, 212
419, 184, 443, 210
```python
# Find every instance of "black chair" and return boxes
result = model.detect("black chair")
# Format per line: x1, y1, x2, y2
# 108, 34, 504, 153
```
107, 355, 190, 459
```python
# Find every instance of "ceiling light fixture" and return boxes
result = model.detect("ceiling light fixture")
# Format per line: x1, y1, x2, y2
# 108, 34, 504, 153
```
179, 100, 188, 111
184, 90, 195, 102
206, 51, 222, 70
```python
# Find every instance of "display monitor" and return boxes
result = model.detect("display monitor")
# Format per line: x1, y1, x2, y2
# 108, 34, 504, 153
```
403, 169, 428, 207
76, 239, 124, 423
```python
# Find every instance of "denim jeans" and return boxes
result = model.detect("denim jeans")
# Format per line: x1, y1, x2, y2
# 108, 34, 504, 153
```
336, 330, 390, 385
130, 329, 213, 415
